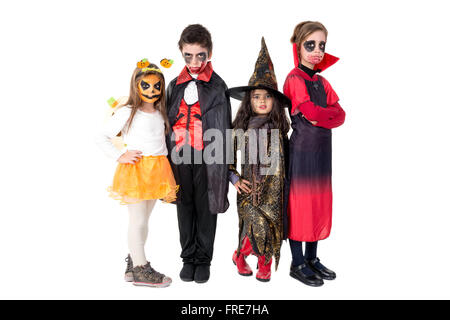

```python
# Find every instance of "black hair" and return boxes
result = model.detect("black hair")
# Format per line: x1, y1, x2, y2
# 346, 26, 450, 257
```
232, 90, 290, 137
178, 24, 213, 54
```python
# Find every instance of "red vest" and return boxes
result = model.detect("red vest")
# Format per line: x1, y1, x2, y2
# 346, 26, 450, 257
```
173, 99, 203, 151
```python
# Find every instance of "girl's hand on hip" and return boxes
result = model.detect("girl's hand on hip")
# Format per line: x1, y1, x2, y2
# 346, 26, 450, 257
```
234, 179, 252, 194
118, 150, 143, 164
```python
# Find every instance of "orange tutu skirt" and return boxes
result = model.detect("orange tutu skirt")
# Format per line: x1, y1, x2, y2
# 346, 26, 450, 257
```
108, 155, 178, 204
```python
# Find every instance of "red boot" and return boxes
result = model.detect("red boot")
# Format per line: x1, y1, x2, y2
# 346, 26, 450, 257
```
256, 256, 272, 282
232, 236, 253, 276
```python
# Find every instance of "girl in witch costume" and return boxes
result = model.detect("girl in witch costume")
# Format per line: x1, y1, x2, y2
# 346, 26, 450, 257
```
96, 60, 178, 288
228, 38, 290, 282
283, 21, 346, 287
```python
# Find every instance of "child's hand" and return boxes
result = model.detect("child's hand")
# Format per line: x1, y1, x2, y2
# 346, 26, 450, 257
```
234, 179, 252, 194
118, 150, 143, 164
303, 114, 318, 125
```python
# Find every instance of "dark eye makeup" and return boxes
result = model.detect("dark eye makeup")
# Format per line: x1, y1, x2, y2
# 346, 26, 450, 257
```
197, 52, 207, 62
304, 40, 316, 52
319, 41, 326, 52
183, 53, 193, 64
140, 80, 150, 90
184, 52, 207, 64
303, 40, 326, 53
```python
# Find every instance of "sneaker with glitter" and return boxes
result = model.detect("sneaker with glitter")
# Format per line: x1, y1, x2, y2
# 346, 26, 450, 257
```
132, 262, 172, 288
124, 254, 134, 282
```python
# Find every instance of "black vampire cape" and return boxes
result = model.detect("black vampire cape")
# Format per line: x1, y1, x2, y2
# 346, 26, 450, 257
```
165, 70, 232, 214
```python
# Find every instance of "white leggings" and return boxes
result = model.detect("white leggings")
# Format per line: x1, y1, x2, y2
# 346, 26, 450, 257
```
127, 200, 156, 267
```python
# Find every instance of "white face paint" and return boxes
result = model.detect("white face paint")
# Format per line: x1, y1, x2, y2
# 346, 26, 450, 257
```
181, 43, 211, 74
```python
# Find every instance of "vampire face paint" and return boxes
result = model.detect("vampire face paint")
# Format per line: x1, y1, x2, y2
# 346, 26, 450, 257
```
183, 52, 207, 65
138, 74, 162, 103
181, 43, 211, 74
299, 30, 327, 69
184, 52, 207, 74
303, 40, 326, 53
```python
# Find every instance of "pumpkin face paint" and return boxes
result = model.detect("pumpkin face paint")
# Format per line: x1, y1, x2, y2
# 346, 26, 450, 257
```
138, 74, 162, 103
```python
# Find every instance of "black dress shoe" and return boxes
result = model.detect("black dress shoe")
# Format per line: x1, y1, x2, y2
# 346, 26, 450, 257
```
180, 263, 195, 282
290, 263, 324, 287
306, 258, 336, 280
194, 264, 210, 284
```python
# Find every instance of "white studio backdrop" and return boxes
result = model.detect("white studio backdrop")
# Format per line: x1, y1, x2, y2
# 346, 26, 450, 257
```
0, 0, 449, 299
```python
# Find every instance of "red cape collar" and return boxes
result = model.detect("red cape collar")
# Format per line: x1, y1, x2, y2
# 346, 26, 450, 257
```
292, 43, 339, 72
176, 61, 214, 85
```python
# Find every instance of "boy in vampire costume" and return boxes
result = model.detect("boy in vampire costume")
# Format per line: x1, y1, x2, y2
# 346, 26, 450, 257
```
166, 24, 232, 284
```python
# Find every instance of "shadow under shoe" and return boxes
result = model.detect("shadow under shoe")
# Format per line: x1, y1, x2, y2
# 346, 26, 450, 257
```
290, 263, 324, 287
132, 262, 172, 288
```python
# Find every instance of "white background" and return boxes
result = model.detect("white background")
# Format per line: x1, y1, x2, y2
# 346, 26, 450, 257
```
1, 0, 449, 300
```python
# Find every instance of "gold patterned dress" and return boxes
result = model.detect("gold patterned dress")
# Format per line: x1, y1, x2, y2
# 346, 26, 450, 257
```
229, 116, 286, 269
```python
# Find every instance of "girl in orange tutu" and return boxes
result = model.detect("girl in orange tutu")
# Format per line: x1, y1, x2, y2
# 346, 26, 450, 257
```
96, 60, 178, 288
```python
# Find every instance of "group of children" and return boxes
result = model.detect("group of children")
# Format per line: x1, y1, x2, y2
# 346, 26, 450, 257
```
96, 21, 346, 288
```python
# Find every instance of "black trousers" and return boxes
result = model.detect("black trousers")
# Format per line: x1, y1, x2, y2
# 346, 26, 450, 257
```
176, 152, 217, 265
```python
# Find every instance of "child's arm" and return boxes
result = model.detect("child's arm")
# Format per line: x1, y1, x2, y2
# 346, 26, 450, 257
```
283, 75, 339, 122
228, 130, 241, 183
95, 107, 141, 162
228, 131, 252, 194
228, 167, 252, 194
313, 77, 345, 129
228, 170, 240, 185
314, 102, 346, 129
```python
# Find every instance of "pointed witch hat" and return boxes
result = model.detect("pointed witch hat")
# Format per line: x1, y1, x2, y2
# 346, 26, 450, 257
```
227, 37, 290, 107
